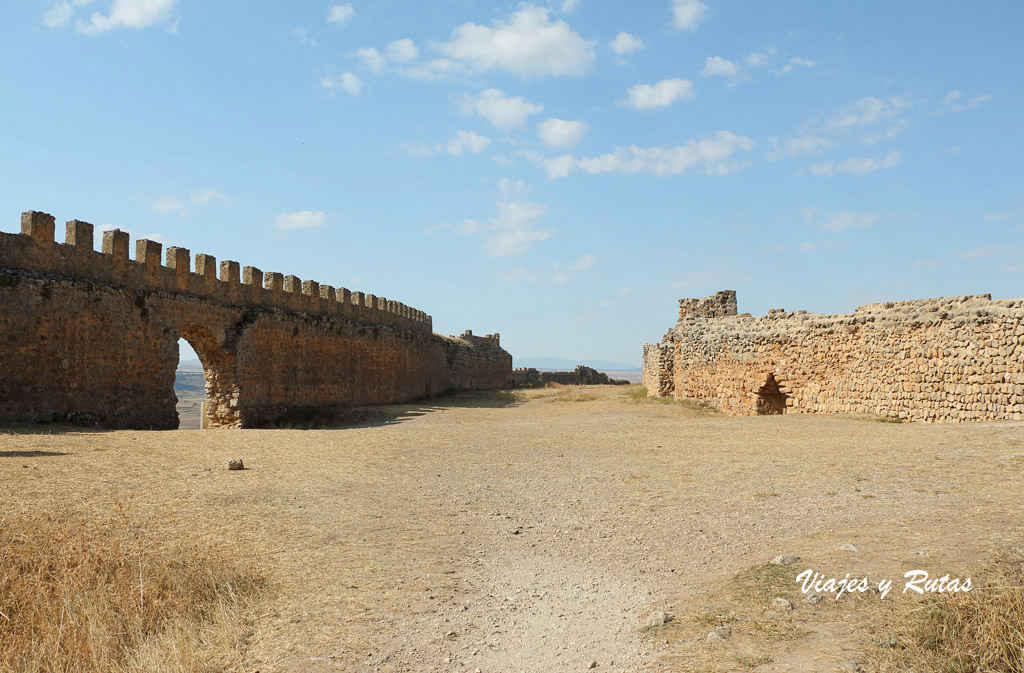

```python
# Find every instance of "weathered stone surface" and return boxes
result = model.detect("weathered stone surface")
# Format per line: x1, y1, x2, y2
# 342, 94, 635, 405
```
0, 212, 513, 429
643, 290, 1024, 423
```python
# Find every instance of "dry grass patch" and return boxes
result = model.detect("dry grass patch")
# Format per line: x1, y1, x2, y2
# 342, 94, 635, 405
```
868, 551, 1024, 672
0, 501, 267, 673
623, 385, 719, 413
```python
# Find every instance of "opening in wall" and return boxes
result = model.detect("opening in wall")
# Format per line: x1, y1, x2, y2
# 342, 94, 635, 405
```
756, 374, 788, 415
174, 338, 205, 429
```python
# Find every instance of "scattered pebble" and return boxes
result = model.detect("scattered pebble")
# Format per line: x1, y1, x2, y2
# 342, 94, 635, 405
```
771, 597, 794, 612
807, 593, 824, 604
839, 542, 859, 552
841, 661, 860, 671
771, 554, 800, 565
587, 661, 597, 669
712, 625, 732, 639
227, 458, 244, 470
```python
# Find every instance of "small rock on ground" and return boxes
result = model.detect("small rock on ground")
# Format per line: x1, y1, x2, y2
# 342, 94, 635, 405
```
771, 597, 794, 612
705, 630, 726, 646
807, 593, 824, 604
645, 611, 674, 628
227, 458, 244, 470
839, 542, 859, 552
772, 554, 800, 565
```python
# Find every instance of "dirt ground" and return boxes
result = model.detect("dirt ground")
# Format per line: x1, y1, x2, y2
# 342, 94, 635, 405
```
2, 386, 1022, 672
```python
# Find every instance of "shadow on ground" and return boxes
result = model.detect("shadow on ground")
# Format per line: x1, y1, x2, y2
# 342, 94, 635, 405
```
253, 389, 522, 430
0, 450, 71, 457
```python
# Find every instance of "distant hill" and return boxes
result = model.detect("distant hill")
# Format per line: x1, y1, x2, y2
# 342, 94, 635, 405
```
514, 357, 641, 371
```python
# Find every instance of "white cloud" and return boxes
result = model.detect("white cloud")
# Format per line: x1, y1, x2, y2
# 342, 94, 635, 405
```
622, 77, 694, 110
321, 72, 362, 96
386, 38, 419, 63
767, 135, 833, 160
293, 27, 317, 46
771, 56, 816, 75
745, 49, 775, 68
983, 213, 1007, 221
276, 210, 327, 231
355, 47, 387, 74
76, 0, 178, 35
910, 259, 943, 270
189, 188, 229, 205
862, 122, 905, 144
431, 185, 553, 257
436, 5, 596, 77
150, 197, 188, 217
801, 209, 877, 232
499, 178, 528, 198
609, 31, 644, 55
671, 0, 708, 30
810, 150, 900, 177
561, 0, 580, 12
537, 118, 588, 148
824, 97, 909, 133
446, 130, 491, 156
487, 200, 554, 256
700, 56, 739, 77
523, 130, 754, 179
460, 88, 543, 130
43, 2, 74, 27
327, 4, 354, 25
943, 90, 993, 112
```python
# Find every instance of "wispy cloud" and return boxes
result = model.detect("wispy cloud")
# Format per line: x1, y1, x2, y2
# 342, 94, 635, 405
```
428, 181, 554, 257
810, 150, 900, 177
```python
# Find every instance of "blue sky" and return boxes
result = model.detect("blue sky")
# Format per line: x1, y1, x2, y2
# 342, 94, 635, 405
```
2, 1, 1022, 366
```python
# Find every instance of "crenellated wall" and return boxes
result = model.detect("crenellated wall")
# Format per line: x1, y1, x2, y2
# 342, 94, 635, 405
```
0, 211, 512, 429
643, 290, 1024, 422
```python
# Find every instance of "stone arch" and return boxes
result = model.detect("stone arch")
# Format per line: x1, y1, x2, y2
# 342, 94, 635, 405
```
755, 373, 788, 415
178, 324, 241, 428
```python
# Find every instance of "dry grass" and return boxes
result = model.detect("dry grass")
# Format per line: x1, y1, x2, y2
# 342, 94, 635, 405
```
0, 500, 266, 673
870, 552, 1024, 672
623, 384, 719, 412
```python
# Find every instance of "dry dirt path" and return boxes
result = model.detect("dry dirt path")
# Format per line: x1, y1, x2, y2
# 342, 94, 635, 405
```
2, 387, 1023, 672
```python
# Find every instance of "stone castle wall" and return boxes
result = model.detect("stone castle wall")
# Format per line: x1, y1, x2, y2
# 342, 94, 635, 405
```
0, 211, 512, 429
511, 365, 629, 387
643, 290, 1024, 422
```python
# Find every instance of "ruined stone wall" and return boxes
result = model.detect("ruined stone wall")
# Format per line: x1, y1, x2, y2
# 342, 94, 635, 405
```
0, 211, 512, 429
512, 365, 629, 387
643, 290, 1024, 422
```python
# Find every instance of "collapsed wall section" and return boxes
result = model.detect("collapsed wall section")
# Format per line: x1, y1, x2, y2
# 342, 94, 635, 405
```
0, 212, 512, 429
643, 291, 1024, 422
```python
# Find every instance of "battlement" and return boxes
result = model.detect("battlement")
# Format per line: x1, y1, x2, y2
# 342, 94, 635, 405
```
2, 211, 433, 334
452, 329, 501, 347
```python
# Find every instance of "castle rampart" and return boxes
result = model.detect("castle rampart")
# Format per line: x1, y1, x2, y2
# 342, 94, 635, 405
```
643, 290, 1024, 422
0, 211, 512, 429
